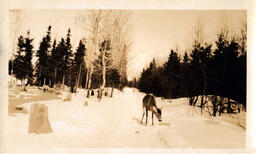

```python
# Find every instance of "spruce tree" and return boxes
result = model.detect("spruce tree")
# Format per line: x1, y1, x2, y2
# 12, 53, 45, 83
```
49, 39, 57, 86
183, 52, 189, 64
9, 59, 13, 75
13, 36, 26, 83
63, 28, 73, 87
164, 50, 181, 98
55, 38, 66, 85
138, 59, 157, 94
238, 25, 246, 107
46, 39, 58, 87
180, 52, 191, 97
23, 30, 34, 85
35, 26, 52, 86
71, 40, 86, 91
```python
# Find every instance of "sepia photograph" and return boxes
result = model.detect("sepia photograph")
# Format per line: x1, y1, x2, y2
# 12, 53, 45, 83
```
4, 9, 248, 152
0, 0, 255, 153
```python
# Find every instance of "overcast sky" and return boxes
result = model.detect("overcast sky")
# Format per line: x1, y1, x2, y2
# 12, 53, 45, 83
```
9, 10, 246, 80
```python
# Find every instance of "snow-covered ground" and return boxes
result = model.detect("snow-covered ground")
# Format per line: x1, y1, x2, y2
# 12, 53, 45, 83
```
3, 87, 246, 152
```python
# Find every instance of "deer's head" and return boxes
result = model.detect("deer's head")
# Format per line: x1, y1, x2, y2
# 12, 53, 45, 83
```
155, 108, 162, 122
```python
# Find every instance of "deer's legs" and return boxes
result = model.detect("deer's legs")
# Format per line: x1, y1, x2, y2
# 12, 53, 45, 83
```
152, 112, 154, 125
141, 107, 146, 124
141, 112, 145, 124
146, 109, 148, 125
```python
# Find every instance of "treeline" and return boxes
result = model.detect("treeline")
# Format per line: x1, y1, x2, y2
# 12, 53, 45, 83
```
9, 26, 126, 92
9, 10, 131, 95
137, 26, 246, 113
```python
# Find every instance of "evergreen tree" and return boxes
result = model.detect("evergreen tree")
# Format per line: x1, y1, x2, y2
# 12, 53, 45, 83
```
138, 59, 157, 94
9, 59, 13, 75
164, 50, 181, 98
50, 39, 57, 85
183, 52, 189, 64
180, 52, 191, 97
71, 40, 87, 91
13, 36, 26, 83
63, 28, 73, 86
222, 38, 239, 113
209, 33, 228, 97
156, 66, 169, 97
55, 38, 66, 85
190, 44, 202, 95
47, 39, 57, 87
238, 52, 246, 107
190, 42, 212, 113
136, 22, 246, 116
106, 68, 121, 88
138, 67, 152, 94
23, 30, 34, 85
35, 26, 52, 86
238, 25, 246, 107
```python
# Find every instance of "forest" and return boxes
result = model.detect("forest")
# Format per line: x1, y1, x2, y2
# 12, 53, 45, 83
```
136, 21, 247, 116
8, 10, 247, 116
9, 10, 130, 98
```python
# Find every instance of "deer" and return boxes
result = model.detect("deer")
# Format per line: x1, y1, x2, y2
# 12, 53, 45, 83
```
141, 94, 162, 125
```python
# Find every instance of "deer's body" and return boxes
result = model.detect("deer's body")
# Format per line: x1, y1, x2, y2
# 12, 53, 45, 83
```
141, 94, 162, 125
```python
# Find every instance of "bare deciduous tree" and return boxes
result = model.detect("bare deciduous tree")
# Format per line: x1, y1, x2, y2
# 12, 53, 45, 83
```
77, 10, 132, 98
110, 10, 132, 78
10, 10, 24, 58
9, 10, 24, 86
84, 10, 105, 98
240, 17, 247, 55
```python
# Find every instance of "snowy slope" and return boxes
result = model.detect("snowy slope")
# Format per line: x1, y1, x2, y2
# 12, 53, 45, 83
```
3, 87, 246, 152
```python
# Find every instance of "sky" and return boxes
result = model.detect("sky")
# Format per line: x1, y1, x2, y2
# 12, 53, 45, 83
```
9, 10, 246, 80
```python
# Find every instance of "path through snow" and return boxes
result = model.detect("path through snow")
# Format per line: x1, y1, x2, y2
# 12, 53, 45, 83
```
3, 88, 245, 152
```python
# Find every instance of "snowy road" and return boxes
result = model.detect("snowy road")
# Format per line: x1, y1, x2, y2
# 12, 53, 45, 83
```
3, 88, 245, 152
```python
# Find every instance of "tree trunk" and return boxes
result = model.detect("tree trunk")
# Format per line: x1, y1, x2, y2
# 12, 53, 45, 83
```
212, 95, 217, 117
75, 76, 78, 91
49, 79, 51, 88
44, 77, 46, 86
62, 75, 65, 91
102, 49, 106, 88
102, 67, 106, 88
85, 68, 89, 89
87, 67, 93, 98
219, 97, 223, 116
77, 63, 82, 89
110, 87, 114, 98
200, 94, 204, 115
54, 67, 57, 84
227, 98, 231, 113
39, 67, 42, 87
189, 96, 193, 106
10, 68, 13, 87
26, 74, 30, 86
38, 74, 41, 88
194, 95, 198, 106
68, 68, 71, 87
201, 64, 207, 115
